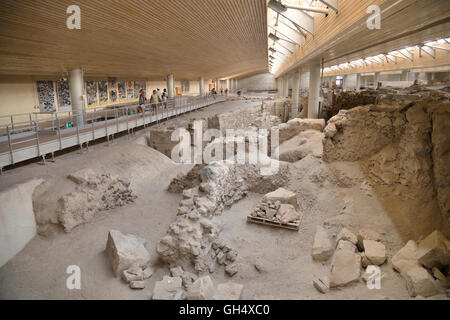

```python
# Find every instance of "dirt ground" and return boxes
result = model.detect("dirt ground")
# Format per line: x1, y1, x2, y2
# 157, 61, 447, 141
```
0, 99, 447, 300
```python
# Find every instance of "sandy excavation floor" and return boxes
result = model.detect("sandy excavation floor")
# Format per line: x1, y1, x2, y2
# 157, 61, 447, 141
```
0, 99, 447, 300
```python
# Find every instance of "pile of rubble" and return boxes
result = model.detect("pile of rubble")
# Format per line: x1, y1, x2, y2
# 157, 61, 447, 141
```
168, 164, 205, 193
311, 226, 388, 292
249, 188, 301, 226
57, 169, 137, 232
105, 230, 153, 290
311, 226, 449, 297
153, 272, 244, 300
158, 160, 290, 274
391, 230, 449, 297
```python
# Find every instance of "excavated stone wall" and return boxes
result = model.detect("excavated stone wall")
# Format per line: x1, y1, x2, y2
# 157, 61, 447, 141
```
157, 160, 290, 273
323, 87, 450, 235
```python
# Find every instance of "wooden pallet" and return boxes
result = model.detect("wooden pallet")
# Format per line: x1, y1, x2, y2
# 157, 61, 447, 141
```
247, 215, 300, 231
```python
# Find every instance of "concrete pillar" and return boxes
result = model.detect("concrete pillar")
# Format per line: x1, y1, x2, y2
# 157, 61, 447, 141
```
308, 60, 321, 119
342, 75, 348, 90
292, 71, 301, 116
167, 74, 174, 98
216, 79, 220, 90
282, 75, 289, 97
401, 70, 409, 81
277, 78, 282, 96
235, 79, 238, 91
374, 72, 380, 88
199, 77, 205, 96
356, 73, 361, 91
68, 68, 85, 126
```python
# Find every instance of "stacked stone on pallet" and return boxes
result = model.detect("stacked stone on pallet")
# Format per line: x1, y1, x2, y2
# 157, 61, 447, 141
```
249, 187, 300, 226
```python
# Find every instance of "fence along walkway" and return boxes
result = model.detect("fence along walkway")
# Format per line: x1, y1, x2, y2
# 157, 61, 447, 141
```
0, 95, 226, 171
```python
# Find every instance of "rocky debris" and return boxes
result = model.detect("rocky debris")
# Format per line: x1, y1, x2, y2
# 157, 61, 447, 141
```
336, 228, 358, 245
336, 240, 357, 253
187, 276, 215, 300
168, 165, 205, 193
363, 240, 387, 266
392, 240, 420, 275
130, 281, 146, 290
58, 171, 136, 232
313, 275, 330, 294
214, 282, 244, 300
122, 264, 144, 283
432, 268, 450, 288
158, 160, 289, 273
105, 230, 150, 277
212, 239, 237, 268
250, 188, 301, 226
169, 266, 198, 289
415, 230, 450, 269
329, 249, 361, 288
312, 226, 334, 261
404, 266, 440, 298
263, 187, 299, 210
153, 276, 184, 300
357, 229, 382, 251
225, 264, 238, 277
391, 230, 450, 297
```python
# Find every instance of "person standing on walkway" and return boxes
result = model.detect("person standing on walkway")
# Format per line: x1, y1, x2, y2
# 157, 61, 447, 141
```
150, 89, 159, 113
138, 89, 146, 113
162, 88, 168, 110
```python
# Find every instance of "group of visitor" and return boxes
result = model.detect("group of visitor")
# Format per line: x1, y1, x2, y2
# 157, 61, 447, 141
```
138, 88, 168, 113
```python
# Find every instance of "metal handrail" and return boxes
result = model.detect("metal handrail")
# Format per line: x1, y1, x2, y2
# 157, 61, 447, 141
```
0, 94, 225, 168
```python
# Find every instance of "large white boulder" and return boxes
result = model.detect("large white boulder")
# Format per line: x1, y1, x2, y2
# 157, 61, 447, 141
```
404, 266, 440, 297
312, 226, 334, 261
105, 230, 151, 277
363, 240, 387, 266
416, 230, 450, 269
263, 188, 299, 210
357, 229, 382, 251
329, 249, 361, 288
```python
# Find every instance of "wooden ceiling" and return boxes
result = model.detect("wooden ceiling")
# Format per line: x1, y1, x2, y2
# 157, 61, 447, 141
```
0, 0, 268, 80
274, 0, 450, 77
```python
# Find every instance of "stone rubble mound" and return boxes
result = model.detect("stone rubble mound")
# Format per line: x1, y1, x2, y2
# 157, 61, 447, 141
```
311, 226, 389, 291
105, 230, 153, 290
250, 188, 301, 225
58, 169, 137, 232
391, 230, 449, 297
158, 160, 289, 274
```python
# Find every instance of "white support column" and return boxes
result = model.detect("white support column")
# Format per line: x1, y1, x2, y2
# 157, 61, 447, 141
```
226, 79, 230, 91
199, 76, 205, 96
235, 79, 238, 91
215, 79, 220, 91
401, 70, 409, 81
308, 60, 321, 119
374, 72, 380, 89
282, 75, 289, 97
167, 74, 174, 99
277, 78, 282, 96
292, 70, 301, 116
356, 73, 361, 91
69, 68, 85, 126
342, 75, 348, 90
